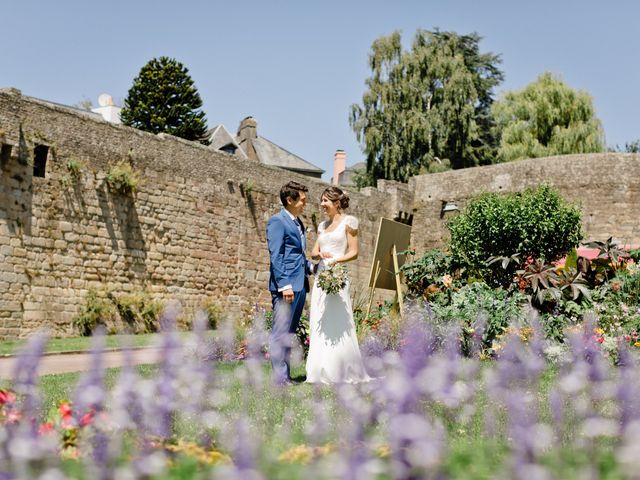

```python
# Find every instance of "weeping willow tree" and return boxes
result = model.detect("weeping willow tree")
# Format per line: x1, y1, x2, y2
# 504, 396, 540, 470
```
492, 72, 605, 161
350, 30, 504, 185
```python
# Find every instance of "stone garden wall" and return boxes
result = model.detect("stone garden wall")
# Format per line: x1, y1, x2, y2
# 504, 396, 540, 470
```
0, 89, 399, 338
409, 153, 640, 253
1, 87, 638, 339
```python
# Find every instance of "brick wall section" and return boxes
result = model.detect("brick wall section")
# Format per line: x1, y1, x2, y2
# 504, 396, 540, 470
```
0, 90, 396, 339
409, 153, 640, 253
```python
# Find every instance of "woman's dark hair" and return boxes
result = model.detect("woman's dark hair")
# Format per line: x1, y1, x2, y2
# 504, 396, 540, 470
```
321, 186, 349, 210
280, 181, 308, 206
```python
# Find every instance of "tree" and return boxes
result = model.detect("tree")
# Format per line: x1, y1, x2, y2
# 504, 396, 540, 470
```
350, 30, 504, 184
120, 56, 208, 143
492, 72, 605, 162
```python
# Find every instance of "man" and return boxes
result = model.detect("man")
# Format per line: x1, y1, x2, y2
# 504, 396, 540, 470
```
266, 181, 312, 385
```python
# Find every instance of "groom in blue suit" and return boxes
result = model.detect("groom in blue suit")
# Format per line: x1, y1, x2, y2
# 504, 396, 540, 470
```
266, 181, 312, 385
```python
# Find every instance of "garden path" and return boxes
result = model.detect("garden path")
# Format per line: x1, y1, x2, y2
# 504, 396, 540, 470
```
0, 347, 162, 379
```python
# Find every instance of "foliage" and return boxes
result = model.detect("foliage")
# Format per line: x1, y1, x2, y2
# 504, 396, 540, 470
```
447, 184, 583, 286
73, 289, 117, 336
61, 158, 84, 187
105, 161, 140, 194
429, 282, 528, 353
110, 291, 164, 334
200, 299, 223, 330
624, 139, 640, 153
492, 72, 605, 162
120, 56, 209, 143
401, 249, 456, 297
350, 29, 504, 184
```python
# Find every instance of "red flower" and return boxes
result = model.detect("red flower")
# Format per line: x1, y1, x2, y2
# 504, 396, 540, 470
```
59, 401, 74, 428
0, 389, 16, 405
596, 337, 605, 344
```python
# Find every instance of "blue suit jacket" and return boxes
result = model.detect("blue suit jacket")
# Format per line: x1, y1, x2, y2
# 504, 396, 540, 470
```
266, 209, 311, 293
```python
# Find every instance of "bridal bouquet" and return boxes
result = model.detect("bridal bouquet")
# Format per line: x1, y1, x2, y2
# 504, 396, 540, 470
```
317, 263, 348, 295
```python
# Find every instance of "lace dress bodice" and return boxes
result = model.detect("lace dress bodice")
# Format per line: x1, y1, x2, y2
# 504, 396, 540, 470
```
317, 215, 359, 261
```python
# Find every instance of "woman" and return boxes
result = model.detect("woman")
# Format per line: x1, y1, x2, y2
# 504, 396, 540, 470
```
305, 186, 371, 384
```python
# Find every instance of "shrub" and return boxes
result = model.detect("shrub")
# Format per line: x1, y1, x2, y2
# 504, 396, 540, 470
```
447, 184, 583, 287
111, 291, 164, 333
200, 299, 223, 329
73, 289, 117, 336
106, 162, 140, 194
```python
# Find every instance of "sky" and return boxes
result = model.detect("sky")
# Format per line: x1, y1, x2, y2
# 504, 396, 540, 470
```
2, 0, 638, 181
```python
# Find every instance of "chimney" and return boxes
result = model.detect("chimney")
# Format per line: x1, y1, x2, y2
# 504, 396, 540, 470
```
236, 116, 258, 162
332, 149, 346, 185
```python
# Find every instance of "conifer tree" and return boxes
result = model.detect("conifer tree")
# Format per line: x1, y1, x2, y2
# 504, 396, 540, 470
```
121, 56, 209, 143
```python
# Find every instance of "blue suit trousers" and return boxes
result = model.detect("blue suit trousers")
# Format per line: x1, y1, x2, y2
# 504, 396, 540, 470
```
270, 289, 306, 384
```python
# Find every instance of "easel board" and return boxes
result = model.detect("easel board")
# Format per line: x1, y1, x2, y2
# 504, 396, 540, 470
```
367, 218, 412, 290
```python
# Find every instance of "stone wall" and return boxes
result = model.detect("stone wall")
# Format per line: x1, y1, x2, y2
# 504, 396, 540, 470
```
409, 153, 640, 253
0, 89, 399, 339
2, 87, 639, 339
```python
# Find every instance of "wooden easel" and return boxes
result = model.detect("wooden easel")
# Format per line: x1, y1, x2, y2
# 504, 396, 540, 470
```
365, 217, 411, 319
365, 244, 405, 318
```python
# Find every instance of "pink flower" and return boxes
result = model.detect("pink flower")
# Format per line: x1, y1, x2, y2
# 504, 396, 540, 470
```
79, 411, 94, 427
38, 422, 54, 435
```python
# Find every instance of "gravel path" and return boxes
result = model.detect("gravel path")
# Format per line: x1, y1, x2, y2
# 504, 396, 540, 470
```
0, 348, 162, 379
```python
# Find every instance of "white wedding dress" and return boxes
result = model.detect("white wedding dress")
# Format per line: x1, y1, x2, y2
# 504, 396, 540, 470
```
305, 215, 371, 384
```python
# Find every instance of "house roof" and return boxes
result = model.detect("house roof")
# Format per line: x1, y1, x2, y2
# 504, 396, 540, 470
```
207, 124, 247, 159
252, 136, 324, 174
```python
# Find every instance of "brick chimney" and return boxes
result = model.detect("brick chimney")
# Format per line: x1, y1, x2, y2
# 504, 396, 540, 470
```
332, 149, 346, 185
237, 116, 258, 162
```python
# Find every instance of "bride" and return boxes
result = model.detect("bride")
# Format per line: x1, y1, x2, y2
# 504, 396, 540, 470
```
305, 186, 371, 384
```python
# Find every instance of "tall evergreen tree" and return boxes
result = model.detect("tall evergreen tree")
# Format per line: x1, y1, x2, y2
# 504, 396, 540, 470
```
350, 30, 504, 184
121, 56, 209, 143
492, 72, 605, 161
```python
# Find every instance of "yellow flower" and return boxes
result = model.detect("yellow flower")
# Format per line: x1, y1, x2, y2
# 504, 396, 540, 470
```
634, 341, 640, 348
375, 445, 391, 458
279, 445, 314, 464
594, 328, 605, 335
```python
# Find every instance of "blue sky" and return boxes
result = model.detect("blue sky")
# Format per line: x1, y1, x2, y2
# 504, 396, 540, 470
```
2, 0, 638, 181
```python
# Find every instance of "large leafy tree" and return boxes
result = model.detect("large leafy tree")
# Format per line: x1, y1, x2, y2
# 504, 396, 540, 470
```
350, 30, 504, 184
121, 56, 209, 143
492, 72, 605, 161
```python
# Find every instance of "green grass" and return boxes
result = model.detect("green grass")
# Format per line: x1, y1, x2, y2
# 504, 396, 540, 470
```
0, 331, 218, 356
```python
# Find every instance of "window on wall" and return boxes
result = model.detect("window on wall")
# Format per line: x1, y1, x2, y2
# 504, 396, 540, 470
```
0, 143, 11, 167
33, 145, 49, 177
